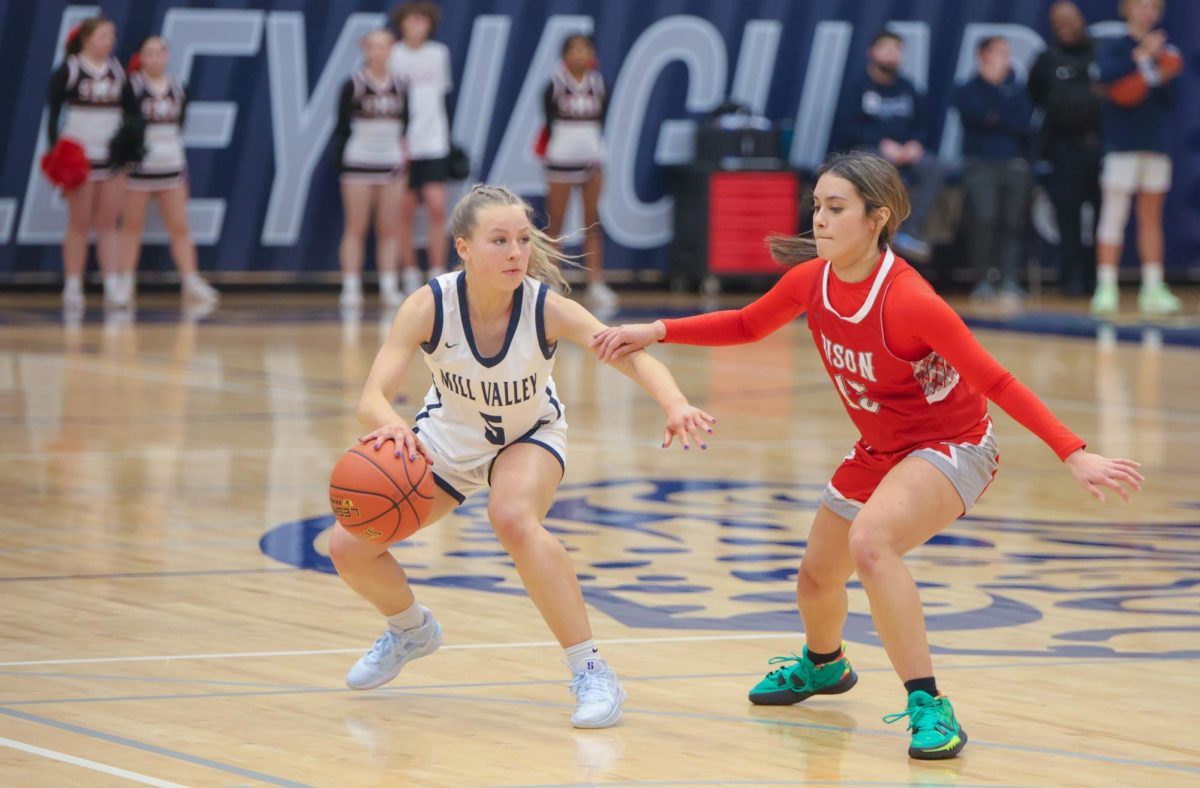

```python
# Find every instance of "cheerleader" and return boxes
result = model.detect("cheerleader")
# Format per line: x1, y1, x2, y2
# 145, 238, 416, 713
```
389, 2, 453, 295
542, 34, 615, 310
46, 16, 126, 310
334, 30, 410, 308
118, 37, 218, 306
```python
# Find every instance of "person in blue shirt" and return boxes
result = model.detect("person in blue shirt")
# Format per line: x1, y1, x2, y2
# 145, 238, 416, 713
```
1090, 0, 1180, 315
952, 36, 1034, 301
833, 30, 943, 262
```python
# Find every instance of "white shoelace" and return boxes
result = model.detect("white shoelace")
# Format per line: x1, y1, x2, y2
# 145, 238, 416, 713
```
570, 669, 614, 704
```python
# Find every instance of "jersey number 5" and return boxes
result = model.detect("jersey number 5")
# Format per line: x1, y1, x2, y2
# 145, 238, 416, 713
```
480, 412, 506, 446
834, 374, 881, 414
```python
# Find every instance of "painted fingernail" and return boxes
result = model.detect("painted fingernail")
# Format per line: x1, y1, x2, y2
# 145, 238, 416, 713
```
700, 443, 708, 450
684, 445, 690, 451
410, 454, 417, 461
374, 443, 381, 449
707, 429, 713, 434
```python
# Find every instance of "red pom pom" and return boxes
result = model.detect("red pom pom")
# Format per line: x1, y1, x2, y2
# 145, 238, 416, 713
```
128, 52, 141, 73
534, 125, 550, 159
66, 25, 80, 46
40, 138, 91, 191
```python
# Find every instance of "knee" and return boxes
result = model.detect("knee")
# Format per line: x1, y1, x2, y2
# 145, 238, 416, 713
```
488, 502, 540, 552
847, 523, 888, 576
328, 526, 379, 572
796, 561, 837, 601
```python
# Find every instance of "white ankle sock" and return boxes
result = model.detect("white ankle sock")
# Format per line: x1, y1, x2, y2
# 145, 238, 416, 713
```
385, 601, 425, 633
1142, 263, 1163, 289
1097, 266, 1118, 287
565, 639, 601, 674
64, 275, 82, 294
379, 271, 399, 294
342, 273, 362, 292
103, 273, 121, 295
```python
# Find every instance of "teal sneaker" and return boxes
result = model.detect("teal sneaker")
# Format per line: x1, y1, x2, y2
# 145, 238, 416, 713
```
883, 690, 967, 759
1138, 282, 1182, 315
1090, 282, 1119, 315
747, 645, 858, 706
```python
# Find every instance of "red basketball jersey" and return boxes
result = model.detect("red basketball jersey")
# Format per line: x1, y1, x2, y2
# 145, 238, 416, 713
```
804, 249, 988, 453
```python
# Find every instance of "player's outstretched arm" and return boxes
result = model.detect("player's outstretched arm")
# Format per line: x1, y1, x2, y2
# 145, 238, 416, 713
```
356, 286, 436, 463
547, 293, 715, 450
1063, 449, 1144, 503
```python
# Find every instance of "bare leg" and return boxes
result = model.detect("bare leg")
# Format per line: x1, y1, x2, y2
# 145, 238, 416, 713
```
63, 181, 98, 278
157, 185, 198, 279
374, 176, 407, 275
118, 188, 151, 275
339, 181, 374, 276
399, 186, 420, 272
421, 181, 449, 273
795, 504, 856, 654
488, 444, 591, 647
92, 174, 126, 276
544, 180, 571, 239
847, 457, 964, 681
1135, 191, 1166, 265
581, 169, 605, 285
328, 489, 460, 615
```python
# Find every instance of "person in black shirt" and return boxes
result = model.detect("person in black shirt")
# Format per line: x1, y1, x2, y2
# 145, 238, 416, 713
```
952, 36, 1034, 301
833, 30, 943, 261
1029, 1, 1102, 297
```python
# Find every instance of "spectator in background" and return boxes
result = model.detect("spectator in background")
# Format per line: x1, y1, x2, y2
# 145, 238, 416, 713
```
1029, 1, 1103, 297
390, 2, 453, 296
1090, 0, 1180, 315
834, 30, 942, 262
333, 30, 409, 309
953, 36, 1034, 302
541, 34, 615, 312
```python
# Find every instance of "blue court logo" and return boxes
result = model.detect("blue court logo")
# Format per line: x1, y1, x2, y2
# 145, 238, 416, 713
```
260, 478, 1200, 659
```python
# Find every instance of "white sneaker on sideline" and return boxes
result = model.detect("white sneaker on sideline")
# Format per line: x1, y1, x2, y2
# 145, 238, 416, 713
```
104, 275, 130, 309
183, 275, 219, 304
569, 659, 627, 729
340, 282, 364, 309
62, 281, 85, 312
402, 267, 424, 295
345, 607, 442, 690
585, 282, 619, 311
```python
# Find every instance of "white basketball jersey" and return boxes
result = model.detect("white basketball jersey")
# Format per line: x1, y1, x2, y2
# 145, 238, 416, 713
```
412, 271, 564, 473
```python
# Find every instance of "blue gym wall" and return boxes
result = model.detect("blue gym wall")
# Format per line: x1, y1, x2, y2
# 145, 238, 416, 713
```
0, 0, 1197, 282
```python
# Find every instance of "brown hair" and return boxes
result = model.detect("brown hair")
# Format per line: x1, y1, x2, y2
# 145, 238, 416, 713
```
450, 184, 574, 292
66, 16, 113, 57
767, 151, 911, 264
391, 2, 441, 37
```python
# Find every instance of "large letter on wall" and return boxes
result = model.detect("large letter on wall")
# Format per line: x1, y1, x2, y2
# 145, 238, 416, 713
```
790, 21, 853, 170
603, 16, 727, 249
488, 16, 592, 195
262, 12, 384, 245
453, 16, 511, 181
17, 6, 100, 244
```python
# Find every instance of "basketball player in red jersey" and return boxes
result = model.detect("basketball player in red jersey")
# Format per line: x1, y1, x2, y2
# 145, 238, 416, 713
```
590, 151, 1143, 760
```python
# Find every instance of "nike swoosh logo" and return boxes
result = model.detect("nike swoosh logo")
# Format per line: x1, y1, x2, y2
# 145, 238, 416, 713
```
444, 342, 458, 349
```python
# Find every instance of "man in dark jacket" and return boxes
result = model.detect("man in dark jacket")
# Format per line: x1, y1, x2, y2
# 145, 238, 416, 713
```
953, 36, 1035, 300
834, 30, 943, 261
1029, 0, 1103, 296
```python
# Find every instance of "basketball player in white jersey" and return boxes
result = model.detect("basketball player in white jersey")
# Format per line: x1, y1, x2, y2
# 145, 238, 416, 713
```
542, 34, 617, 311
388, 2, 453, 295
46, 16, 126, 311
118, 37, 219, 308
329, 184, 716, 728
335, 30, 410, 309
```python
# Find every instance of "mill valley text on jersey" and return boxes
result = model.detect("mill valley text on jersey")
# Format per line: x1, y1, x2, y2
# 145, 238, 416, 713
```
437, 369, 541, 408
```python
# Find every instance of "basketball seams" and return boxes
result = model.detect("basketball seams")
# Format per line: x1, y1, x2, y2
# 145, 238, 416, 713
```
333, 448, 437, 544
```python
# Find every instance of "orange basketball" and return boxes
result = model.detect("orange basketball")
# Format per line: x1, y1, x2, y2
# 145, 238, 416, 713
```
329, 444, 436, 544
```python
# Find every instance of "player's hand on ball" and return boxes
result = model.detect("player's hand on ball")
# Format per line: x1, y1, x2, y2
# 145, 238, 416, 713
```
1064, 449, 1143, 503
590, 321, 666, 362
360, 422, 434, 465
662, 402, 716, 451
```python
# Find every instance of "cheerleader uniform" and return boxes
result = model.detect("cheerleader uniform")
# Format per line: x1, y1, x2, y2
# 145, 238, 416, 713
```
124, 71, 188, 191
334, 69, 409, 184
46, 54, 126, 180
542, 66, 606, 184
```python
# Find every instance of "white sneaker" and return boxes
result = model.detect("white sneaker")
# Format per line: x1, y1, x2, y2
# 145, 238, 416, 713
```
62, 280, 85, 311
340, 283, 364, 309
401, 268, 424, 296
121, 271, 137, 303
183, 275, 219, 304
345, 607, 442, 690
569, 659, 627, 729
380, 286, 404, 307
586, 282, 619, 311
104, 274, 130, 309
